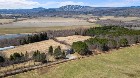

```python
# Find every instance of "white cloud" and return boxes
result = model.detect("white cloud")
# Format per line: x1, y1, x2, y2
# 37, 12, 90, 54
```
41, 1, 85, 8
0, 0, 139, 9
0, 0, 40, 9
0, 0, 85, 9
90, 0, 140, 7
57, 1, 84, 7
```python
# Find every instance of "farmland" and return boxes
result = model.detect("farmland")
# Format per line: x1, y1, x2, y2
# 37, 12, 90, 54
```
0, 17, 98, 35
0, 15, 140, 34
0, 16, 139, 35
0, 16, 140, 78
7, 44, 140, 78
0, 18, 28, 25
99, 16, 140, 21
0, 4, 140, 78
0, 17, 94, 28
1, 35, 91, 57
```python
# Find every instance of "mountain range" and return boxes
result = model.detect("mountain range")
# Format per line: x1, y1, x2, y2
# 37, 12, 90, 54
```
0, 5, 140, 17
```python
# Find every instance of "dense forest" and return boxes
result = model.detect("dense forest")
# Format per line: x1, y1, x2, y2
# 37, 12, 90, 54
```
72, 26, 140, 55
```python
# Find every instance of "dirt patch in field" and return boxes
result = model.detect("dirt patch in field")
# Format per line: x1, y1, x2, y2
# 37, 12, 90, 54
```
56, 35, 91, 45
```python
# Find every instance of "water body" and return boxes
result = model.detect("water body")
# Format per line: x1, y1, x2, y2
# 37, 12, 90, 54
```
0, 34, 28, 40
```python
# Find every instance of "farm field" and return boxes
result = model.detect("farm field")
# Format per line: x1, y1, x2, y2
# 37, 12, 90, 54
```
0, 25, 97, 35
0, 18, 28, 24
0, 17, 94, 28
99, 16, 140, 21
0, 19, 14, 24
1, 35, 91, 57
0, 17, 99, 35
0, 16, 138, 35
7, 44, 140, 78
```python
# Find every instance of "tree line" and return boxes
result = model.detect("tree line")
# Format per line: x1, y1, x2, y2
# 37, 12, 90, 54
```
72, 26, 140, 55
0, 28, 87, 48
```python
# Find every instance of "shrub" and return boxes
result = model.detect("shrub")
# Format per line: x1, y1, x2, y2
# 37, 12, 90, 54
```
32, 50, 46, 62
10, 53, 22, 61
119, 38, 128, 47
72, 41, 89, 55
108, 39, 117, 49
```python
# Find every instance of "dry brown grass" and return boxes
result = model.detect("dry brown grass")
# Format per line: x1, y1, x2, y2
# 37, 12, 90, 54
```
0, 19, 14, 24
100, 16, 140, 21
0, 25, 97, 35
56, 35, 91, 45
2, 40, 68, 57
0, 17, 94, 28
0, 18, 28, 24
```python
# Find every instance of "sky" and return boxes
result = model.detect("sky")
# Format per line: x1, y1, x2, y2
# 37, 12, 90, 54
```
0, 0, 140, 9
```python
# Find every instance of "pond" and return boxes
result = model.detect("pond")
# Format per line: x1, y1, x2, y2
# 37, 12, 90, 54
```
0, 34, 29, 40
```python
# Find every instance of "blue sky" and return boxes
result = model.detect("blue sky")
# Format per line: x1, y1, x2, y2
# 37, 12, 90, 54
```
0, 0, 140, 9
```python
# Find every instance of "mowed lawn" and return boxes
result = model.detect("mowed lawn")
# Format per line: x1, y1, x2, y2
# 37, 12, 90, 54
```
7, 45, 140, 78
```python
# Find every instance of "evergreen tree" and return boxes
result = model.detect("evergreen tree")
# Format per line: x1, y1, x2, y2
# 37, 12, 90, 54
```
53, 46, 63, 59
48, 46, 53, 56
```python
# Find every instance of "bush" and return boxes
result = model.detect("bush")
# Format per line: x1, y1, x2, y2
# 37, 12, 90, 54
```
119, 38, 128, 47
10, 53, 22, 61
72, 41, 89, 55
32, 50, 46, 62
108, 39, 117, 49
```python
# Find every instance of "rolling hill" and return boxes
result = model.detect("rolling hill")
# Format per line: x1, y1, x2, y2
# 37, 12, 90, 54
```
7, 44, 140, 78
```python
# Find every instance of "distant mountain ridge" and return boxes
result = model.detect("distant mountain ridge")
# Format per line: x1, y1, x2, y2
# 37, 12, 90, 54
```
0, 5, 140, 17
59, 5, 93, 11
39, 5, 140, 17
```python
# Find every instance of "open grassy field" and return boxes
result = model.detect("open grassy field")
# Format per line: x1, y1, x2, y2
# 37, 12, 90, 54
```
0, 19, 14, 24
1, 16, 137, 35
0, 25, 97, 35
56, 35, 92, 45
99, 16, 140, 21
0, 17, 99, 35
0, 18, 28, 24
7, 44, 140, 78
0, 17, 94, 28
2, 35, 91, 57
